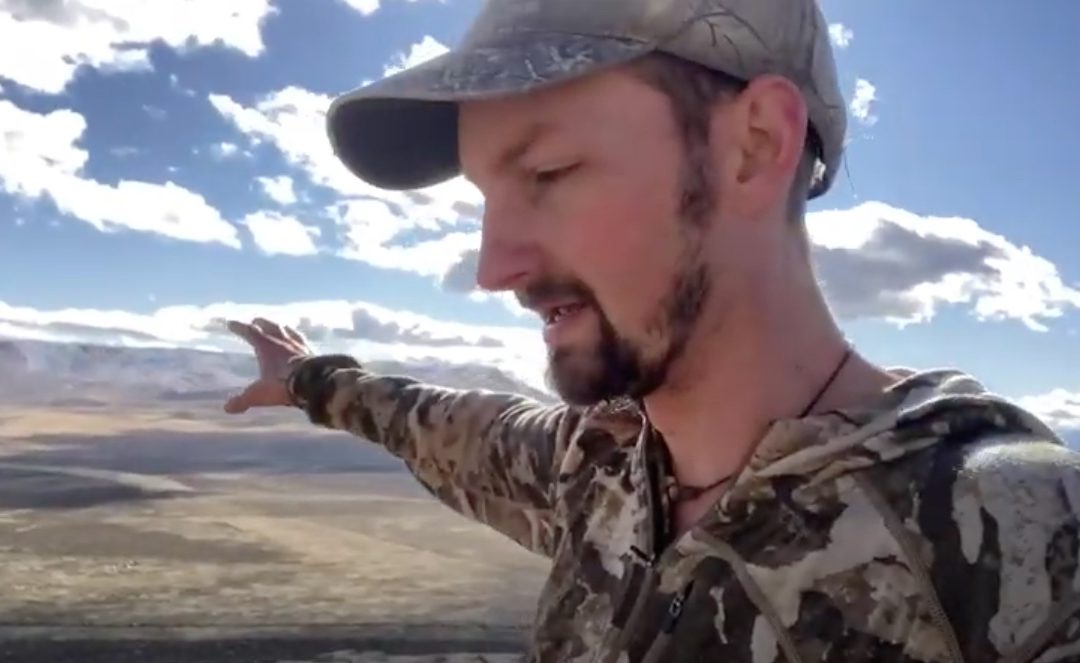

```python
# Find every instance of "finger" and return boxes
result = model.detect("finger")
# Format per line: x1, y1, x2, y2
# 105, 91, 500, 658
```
226, 319, 260, 346
253, 317, 286, 339
283, 324, 307, 345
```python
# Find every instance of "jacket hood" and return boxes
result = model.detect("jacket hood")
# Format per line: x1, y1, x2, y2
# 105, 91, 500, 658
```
722, 368, 1064, 503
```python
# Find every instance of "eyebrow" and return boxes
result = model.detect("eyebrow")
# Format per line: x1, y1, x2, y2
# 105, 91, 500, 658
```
461, 120, 561, 186
495, 120, 558, 172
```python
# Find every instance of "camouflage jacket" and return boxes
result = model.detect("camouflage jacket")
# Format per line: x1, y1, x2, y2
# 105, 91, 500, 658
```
286, 355, 1080, 663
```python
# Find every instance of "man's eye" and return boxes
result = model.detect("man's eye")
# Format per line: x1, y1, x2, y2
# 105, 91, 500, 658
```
534, 163, 579, 186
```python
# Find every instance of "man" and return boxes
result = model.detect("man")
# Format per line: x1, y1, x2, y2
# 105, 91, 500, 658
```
224, 0, 1080, 660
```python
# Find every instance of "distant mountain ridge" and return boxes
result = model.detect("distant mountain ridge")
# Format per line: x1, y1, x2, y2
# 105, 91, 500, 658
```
2, 338, 1075, 447
0, 337, 556, 407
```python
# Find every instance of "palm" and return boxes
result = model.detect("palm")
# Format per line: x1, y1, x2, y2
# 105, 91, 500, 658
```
224, 318, 315, 413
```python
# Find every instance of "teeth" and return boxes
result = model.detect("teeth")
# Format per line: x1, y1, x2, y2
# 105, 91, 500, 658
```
548, 306, 570, 324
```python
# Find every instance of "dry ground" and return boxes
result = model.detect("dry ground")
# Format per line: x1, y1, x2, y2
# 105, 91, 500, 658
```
0, 404, 550, 662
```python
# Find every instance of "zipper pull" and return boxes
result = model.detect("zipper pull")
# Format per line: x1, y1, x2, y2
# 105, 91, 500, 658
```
660, 583, 693, 634
629, 545, 655, 565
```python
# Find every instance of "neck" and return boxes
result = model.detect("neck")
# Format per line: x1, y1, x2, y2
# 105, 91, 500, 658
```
640, 242, 896, 490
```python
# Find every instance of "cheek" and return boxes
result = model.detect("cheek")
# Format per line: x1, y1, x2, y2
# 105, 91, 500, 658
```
555, 176, 685, 321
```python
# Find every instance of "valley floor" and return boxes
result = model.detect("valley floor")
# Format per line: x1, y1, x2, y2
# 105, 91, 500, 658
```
0, 404, 548, 662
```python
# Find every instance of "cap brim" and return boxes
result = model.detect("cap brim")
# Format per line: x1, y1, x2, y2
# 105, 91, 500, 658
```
326, 32, 654, 191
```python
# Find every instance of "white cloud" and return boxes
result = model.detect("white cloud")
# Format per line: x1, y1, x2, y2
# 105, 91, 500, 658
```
0, 0, 276, 94
209, 37, 483, 286
0, 298, 549, 393
210, 142, 242, 159
338, 0, 381, 15
1018, 389, 1080, 432
329, 198, 479, 278
256, 175, 297, 205
240, 211, 320, 256
337, 0, 446, 18
210, 87, 350, 190
168, 73, 196, 97
209, 83, 478, 210
807, 201, 1080, 331
382, 35, 449, 77
109, 146, 140, 158
829, 23, 854, 49
142, 104, 167, 120
0, 99, 240, 247
850, 78, 878, 126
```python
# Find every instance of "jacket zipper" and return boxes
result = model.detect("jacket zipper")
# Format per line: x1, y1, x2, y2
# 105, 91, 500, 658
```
593, 431, 667, 663
639, 581, 694, 663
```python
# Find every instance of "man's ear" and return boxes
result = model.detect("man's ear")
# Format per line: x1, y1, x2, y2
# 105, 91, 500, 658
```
718, 75, 808, 214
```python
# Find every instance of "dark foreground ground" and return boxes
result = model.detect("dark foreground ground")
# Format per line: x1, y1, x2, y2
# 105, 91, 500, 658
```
0, 634, 525, 662
0, 639, 523, 663
0, 405, 548, 662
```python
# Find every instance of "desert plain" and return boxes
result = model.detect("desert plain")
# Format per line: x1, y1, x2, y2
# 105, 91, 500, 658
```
0, 400, 549, 662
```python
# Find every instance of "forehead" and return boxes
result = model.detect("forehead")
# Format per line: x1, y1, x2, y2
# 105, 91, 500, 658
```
457, 67, 659, 176
457, 82, 580, 176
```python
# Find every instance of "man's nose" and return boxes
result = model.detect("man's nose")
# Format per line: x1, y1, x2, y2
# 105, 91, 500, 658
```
474, 206, 541, 292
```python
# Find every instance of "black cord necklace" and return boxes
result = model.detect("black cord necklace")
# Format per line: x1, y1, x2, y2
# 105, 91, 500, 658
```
669, 344, 854, 503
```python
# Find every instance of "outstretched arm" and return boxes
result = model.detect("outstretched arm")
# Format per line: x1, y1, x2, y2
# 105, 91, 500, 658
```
287, 353, 580, 556
223, 318, 580, 557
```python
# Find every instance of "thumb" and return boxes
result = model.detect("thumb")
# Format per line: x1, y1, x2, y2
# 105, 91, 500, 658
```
224, 380, 277, 414
224, 385, 254, 414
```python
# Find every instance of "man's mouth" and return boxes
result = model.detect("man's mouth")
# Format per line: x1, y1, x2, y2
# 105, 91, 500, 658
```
543, 302, 587, 326
544, 302, 587, 326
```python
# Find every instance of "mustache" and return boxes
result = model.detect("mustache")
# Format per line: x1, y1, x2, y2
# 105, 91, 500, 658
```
516, 278, 596, 310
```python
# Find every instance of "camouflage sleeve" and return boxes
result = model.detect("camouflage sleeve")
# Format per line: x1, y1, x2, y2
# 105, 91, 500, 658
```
913, 432, 1080, 662
284, 353, 578, 557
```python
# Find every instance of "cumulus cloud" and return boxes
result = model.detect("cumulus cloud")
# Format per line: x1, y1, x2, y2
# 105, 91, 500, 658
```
256, 175, 297, 205
337, 0, 446, 18
211, 142, 242, 159
828, 23, 854, 49
109, 146, 140, 158
210, 87, 360, 195
239, 211, 320, 256
0, 0, 276, 94
209, 35, 482, 285
1018, 389, 1080, 432
850, 78, 878, 126
0, 99, 240, 247
442, 248, 479, 292
142, 104, 167, 121
329, 198, 479, 278
807, 201, 1080, 331
338, 0, 381, 15
382, 35, 450, 77
168, 73, 196, 97
208, 36, 459, 206
0, 298, 547, 391
296, 307, 504, 348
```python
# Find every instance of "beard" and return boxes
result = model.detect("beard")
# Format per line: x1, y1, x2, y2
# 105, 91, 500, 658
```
529, 159, 715, 407
541, 259, 709, 406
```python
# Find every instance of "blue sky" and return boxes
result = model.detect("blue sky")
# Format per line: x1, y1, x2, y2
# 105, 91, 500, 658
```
0, 0, 1077, 431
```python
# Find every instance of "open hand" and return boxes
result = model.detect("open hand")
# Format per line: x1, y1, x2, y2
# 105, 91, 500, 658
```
224, 318, 315, 414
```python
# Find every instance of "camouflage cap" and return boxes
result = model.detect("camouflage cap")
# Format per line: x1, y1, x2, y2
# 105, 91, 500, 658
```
327, 0, 847, 199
